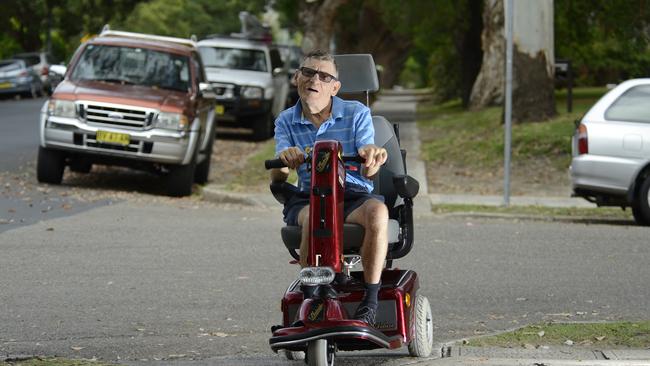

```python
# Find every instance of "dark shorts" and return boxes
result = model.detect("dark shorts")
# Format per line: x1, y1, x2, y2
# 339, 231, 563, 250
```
283, 185, 384, 226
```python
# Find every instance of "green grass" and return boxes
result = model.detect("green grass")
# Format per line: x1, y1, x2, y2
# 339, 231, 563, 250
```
0, 358, 115, 366
432, 204, 632, 220
418, 87, 608, 171
466, 321, 650, 348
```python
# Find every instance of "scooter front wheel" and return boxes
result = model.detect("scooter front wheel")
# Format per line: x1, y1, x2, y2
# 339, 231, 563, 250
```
306, 339, 334, 366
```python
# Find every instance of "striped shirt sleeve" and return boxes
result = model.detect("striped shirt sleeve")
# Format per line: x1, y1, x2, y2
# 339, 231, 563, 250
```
354, 104, 375, 151
274, 117, 293, 157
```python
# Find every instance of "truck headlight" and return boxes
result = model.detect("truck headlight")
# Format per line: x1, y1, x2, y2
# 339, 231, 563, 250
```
299, 267, 335, 285
155, 112, 189, 131
241, 86, 263, 99
48, 100, 77, 118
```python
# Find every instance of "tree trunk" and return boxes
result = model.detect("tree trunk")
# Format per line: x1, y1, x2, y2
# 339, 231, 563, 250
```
470, 0, 556, 122
469, 0, 505, 110
299, 0, 349, 52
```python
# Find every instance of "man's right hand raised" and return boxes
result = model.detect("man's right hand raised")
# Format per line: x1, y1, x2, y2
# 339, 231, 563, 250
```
278, 147, 305, 170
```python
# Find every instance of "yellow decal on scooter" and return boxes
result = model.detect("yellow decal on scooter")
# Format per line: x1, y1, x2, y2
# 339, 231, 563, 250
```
316, 151, 331, 173
308, 301, 325, 322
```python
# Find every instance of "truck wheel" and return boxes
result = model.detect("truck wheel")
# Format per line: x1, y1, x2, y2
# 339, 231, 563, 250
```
37, 146, 65, 184
194, 125, 216, 184
167, 158, 196, 197
252, 113, 273, 141
633, 176, 650, 226
408, 295, 434, 357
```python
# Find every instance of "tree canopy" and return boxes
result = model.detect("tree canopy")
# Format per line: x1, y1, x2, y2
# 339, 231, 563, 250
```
1, 0, 648, 104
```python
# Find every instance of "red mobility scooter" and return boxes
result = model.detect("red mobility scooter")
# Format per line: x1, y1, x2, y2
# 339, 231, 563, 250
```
265, 54, 433, 365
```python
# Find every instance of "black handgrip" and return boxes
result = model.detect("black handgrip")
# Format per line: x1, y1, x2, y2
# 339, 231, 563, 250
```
342, 155, 366, 164
265, 159, 286, 170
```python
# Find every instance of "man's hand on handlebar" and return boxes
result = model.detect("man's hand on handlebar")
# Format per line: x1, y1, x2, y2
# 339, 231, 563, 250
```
278, 146, 306, 170
358, 144, 387, 178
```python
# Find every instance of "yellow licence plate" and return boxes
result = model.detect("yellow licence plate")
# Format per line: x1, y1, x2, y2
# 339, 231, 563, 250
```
96, 130, 130, 146
215, 104, 225, 115
0, 82, 12, 89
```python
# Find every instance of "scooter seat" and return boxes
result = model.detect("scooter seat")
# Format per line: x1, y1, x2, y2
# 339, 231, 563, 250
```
281, 220, 400, 252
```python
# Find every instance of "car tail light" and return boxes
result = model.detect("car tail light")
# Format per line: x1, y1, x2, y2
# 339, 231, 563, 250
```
42, 65, 49, 76
577, 123, 588, 155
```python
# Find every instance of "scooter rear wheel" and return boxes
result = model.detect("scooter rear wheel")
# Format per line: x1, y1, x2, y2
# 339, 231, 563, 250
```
408, 295, 434, 357
306, 339, 334, 366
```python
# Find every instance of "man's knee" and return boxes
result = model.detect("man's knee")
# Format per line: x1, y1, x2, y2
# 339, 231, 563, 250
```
364, 200, 388, 230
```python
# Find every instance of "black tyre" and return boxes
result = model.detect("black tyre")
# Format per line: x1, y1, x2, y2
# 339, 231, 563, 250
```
633, 176, 650, 226
306, 339, 334, 366
37, 146, 65, 184
167, 158, 196, 197
408, 295, 434, 357
252, 113, 273, 141
194, 124, 216, 184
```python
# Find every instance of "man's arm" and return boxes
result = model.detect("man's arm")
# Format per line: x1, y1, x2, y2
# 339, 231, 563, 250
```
358, 144, 387, 179
270, 146, 305, 182
270, 167, 290, 182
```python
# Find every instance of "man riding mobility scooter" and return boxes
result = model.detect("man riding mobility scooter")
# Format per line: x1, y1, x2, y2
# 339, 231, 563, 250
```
265, 54, 433, 365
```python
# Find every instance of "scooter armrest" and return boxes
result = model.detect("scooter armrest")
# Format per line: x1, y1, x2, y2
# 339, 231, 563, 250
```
392, 175, 419, 199
270, 181, 299, 204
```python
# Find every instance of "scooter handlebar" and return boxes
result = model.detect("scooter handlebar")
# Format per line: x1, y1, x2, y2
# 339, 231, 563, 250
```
265, 159, 286, 170
264, 155, 366, 170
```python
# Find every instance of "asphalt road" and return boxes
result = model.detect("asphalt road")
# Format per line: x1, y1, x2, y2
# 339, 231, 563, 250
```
0, 97, 113, 233
1, 200, 648, 365
0, 96, 45, 171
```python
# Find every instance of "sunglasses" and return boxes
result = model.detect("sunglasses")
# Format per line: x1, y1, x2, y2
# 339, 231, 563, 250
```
299, 67, 338, 83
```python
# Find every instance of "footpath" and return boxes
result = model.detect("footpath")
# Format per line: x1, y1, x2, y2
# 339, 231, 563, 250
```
202, 90, 649, 366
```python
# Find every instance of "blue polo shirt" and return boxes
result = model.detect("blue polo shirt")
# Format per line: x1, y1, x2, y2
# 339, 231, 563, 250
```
274, 96, 375, 193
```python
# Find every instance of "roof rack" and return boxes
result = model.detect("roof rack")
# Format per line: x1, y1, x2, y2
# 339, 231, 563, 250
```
99, 24, 197, 48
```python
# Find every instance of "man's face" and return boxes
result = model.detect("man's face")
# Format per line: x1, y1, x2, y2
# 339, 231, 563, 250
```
296, 58, 341, 113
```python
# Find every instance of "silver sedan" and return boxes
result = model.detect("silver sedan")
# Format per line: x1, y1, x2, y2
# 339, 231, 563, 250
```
570, 78, 650, 225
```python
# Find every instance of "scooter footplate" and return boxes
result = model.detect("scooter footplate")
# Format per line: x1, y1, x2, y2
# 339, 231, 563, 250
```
270, 324, 403, 352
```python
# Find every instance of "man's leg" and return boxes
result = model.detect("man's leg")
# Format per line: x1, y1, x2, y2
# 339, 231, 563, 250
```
346, 198, 389, 324
346, 198, 389, 283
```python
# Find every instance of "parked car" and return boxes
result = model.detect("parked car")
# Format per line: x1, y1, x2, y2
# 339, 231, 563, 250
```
198, 36, 288, 140
570, 78, 650, 225
0, 59, 44, 98
12, 51, 60, 94
278, 44, 303, 107
37, 27, 217, 197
